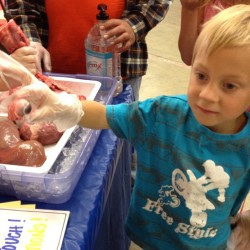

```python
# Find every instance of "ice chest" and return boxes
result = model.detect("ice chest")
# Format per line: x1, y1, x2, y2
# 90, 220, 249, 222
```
0, 74, 117, 204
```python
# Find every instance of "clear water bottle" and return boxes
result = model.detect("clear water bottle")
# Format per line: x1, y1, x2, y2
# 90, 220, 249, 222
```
112, 45, 123, 97
85, 4, 122, 96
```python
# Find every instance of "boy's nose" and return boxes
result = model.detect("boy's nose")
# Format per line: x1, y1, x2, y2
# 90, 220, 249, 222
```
199, 82, 219, 102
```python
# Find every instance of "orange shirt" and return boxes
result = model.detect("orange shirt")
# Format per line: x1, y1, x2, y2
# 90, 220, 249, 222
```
46, 0, 125, 74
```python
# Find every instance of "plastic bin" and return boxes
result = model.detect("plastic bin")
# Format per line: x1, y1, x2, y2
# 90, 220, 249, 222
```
0, 74, 117, 204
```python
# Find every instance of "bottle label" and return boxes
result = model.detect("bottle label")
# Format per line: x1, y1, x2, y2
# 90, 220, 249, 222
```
86, 49, 113, 77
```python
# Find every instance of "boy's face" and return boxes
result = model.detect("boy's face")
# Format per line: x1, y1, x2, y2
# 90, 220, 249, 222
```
188, 46, 250, 134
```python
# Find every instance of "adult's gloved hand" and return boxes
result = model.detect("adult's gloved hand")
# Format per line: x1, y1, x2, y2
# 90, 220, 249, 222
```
11, 41, 51, 74
227, 210, 250, 250
11, 45, 38, 75
7, 81, 84, 132
30, 41, 51, 72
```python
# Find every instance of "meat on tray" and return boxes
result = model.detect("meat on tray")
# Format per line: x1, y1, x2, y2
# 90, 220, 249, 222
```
0, 19, 30, 54
7, 94, 30, 121
0, 120, 46, 167
19, 122, 63, 146
0, 140, 46, 167
35, 73, 86, 101
0, 119, 21, 148
0, 19, 84, 168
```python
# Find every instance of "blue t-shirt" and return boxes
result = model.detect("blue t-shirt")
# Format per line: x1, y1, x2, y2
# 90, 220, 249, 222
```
106, 95, 250, 250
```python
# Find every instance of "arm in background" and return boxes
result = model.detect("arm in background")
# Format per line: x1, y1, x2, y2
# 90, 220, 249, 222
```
5, 0, 51, 72
178, 0, 203, 65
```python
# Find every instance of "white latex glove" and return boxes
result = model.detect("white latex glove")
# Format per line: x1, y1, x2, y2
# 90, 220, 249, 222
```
11, 42, 52, 74
227, 210, 250, 250
7, 81, 84, 132
0, 50, 34, 91
30, 41, 52, 72
11, 45, 38, 75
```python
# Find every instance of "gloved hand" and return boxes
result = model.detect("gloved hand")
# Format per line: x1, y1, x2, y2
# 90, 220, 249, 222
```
30, 41, 52, 72
7, 81, 84, 132
11, 42, 52, 73
227, 210, 250, 250
11, 45, 38, 74
0, 50, 34, 91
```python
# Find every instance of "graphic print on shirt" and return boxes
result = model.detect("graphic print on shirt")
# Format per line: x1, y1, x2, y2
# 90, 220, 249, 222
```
172, 160, 230, 228
158, 185, 180, 208
143, 159, 230, 238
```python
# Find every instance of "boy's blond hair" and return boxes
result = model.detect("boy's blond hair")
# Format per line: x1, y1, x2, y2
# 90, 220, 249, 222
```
193, 4, 250, 62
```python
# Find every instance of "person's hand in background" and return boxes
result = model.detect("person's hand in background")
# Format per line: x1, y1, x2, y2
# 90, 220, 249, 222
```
11, 41, 51, 74
11, 45, 37, 75
100, 19, 135, 53
30, 41, 51, 72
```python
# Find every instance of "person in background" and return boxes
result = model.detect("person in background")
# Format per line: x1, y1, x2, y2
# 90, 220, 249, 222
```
5, 0, 173, 101
0, 2, 38, 73
178, 0, 250, 66
5, 5, 250, 249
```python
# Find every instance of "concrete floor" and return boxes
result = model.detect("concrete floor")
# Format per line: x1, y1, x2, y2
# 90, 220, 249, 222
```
139, 1, 189, 101
130, 1, 249, 249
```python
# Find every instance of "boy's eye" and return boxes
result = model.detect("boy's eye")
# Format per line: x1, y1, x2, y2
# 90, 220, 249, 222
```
196, 73, 207, 81
223, 82, 236, 90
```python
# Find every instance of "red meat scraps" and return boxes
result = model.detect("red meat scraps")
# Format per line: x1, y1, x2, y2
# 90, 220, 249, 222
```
35, 72, 86, 101
19, 122, 63, 146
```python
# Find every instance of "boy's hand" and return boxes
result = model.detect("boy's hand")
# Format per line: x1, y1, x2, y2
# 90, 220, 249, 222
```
7, 81, 84, 132
100, 19, 135, 53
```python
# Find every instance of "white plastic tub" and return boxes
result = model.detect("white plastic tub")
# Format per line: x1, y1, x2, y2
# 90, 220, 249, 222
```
0, 74, 117, 203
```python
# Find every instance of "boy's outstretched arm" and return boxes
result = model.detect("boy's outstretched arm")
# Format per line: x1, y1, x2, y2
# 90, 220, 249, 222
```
79, 100, 109, 130
5, 81, 109, 132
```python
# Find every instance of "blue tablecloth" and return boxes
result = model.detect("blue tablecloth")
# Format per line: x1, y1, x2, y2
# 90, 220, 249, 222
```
0, 85, 133, 250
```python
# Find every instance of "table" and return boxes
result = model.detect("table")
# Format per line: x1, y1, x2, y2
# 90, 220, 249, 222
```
0, 85, 133, 250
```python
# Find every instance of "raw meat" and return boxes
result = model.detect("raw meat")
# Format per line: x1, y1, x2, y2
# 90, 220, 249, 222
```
0, 19, 30, 53
19, 122, 63, 145
5, 87, 63, 146
7, 96, 30, 121
0, 119, 20, 149
0, 20, 65, 167
35, 72, 86, 100
0, 140, 46, 167
6, 92, 64, 146
0, 120, 46, 167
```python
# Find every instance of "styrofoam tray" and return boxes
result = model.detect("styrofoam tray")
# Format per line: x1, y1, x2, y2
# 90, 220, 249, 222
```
0, 77, 101, 173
